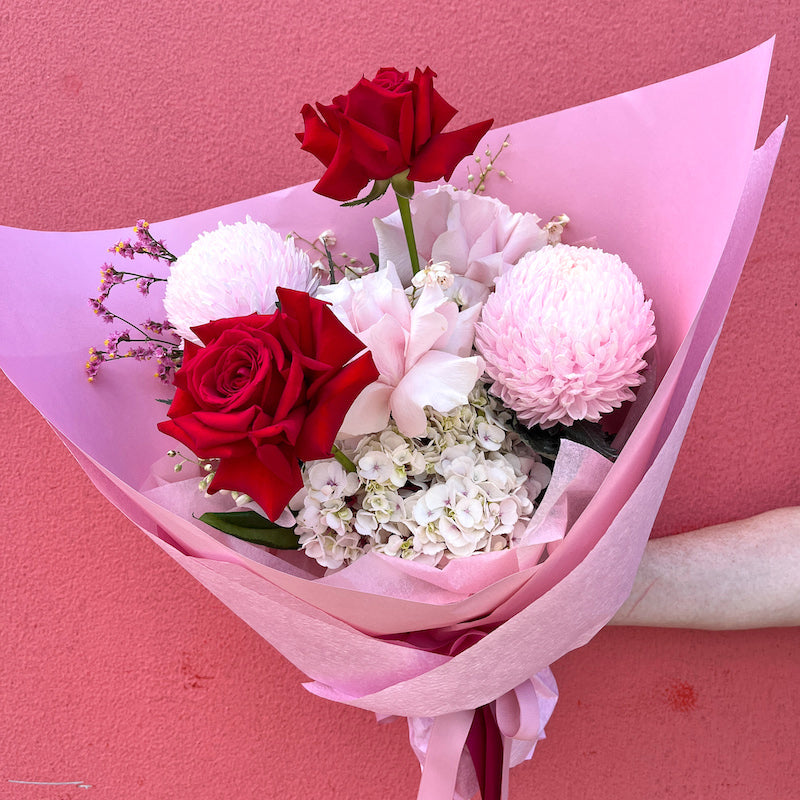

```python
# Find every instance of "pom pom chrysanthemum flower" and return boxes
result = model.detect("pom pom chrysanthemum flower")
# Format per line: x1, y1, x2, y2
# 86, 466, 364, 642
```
476, 244, 656, 429
164, 217, 313, 344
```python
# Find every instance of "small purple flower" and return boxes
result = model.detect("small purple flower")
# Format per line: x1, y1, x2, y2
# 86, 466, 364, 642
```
155, 358, 175, 383
110, 240, 136, 259
88, 297, 114, 323
98, 264, 123, 292
128, 342, 159, 361
85, 348, 104, 382
136, 274, 156, 295
103, 330, 130, 356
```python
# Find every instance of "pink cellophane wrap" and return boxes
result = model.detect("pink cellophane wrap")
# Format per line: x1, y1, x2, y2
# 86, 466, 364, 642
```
0, 41, 784, 800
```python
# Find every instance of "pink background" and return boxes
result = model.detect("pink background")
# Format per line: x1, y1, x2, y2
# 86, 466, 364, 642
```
1, 2, 797, 798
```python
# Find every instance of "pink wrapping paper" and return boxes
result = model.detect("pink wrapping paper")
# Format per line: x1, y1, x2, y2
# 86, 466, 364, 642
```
0, 40, 783, 797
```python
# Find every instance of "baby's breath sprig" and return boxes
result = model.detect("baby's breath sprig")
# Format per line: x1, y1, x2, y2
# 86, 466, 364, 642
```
466, 134, 511, 194
291, 229, 371, 282
179, 453, 252, 504
166, 450, 218, 481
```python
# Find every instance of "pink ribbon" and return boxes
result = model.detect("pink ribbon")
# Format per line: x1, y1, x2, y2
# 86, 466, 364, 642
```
414, 669, 557, 800
416, 709, 475, 800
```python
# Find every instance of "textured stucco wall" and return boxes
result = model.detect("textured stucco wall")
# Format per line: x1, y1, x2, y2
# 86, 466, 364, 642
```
1, 1, 798, 798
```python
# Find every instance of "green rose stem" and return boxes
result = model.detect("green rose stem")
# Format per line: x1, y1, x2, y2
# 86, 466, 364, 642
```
330, 444, 357, 473
391, 172, 421, 276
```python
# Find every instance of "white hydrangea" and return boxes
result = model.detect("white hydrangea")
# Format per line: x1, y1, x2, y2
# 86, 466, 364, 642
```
295, 461, 362, 570
401, 445, 534, 560
294, 383, 552, 570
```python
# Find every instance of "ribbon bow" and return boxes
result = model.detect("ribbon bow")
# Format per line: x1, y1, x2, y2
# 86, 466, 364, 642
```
410, 669, 558, 800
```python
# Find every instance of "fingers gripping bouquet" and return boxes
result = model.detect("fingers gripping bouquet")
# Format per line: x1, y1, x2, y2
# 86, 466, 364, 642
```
0, 45, 783, 800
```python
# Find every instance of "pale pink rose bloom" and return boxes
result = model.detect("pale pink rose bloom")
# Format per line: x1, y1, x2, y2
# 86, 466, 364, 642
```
373, 185, 548, 305
317, 264, 483, 438
476, 244, 656, 428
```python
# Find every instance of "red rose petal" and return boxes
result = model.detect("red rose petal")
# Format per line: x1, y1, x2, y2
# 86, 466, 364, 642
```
273, 357, 305, 420
411, 67, 459, 138
312, 135, 372, 201
254, 441, 300, 487
157, 414, 252, 460
297, 350, 379, 460
296, 103, 339, 166
275, 288, 314, 353
211, 453, 302, 522
344, 117, 407, 179
163, 386, 200, 419
407, 118, 493, 182
344, 78, 408, 138
317, 100, 344, 133
277, 288, 367, 368
249, 406, 305, 447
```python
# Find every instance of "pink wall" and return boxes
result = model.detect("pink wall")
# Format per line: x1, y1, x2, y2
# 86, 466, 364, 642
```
1, 2, 797, 798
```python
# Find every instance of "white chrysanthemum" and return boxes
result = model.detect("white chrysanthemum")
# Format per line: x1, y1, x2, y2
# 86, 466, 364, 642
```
164, 217, 313, 344
476, 244, 657, 429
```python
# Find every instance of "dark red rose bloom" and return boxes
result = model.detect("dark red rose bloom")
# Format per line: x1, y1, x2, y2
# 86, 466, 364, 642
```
297, 67, 493, 201
157, 288, 378, 521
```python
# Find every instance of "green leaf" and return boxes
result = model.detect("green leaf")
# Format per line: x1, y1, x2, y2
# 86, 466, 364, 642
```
369, 252, 380, 269
199, 510, 300, 549
509, 414, 618, 462
341, 179, 391, 207
322, 240, 337, 285
560, 419, 619, 461
509, 417, 561, 460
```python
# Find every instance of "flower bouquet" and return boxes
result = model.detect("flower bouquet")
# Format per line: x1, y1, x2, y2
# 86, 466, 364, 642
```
0, 41, 783, 800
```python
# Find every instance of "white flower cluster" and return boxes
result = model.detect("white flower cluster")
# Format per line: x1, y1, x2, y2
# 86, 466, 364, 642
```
295, 385, 551, 570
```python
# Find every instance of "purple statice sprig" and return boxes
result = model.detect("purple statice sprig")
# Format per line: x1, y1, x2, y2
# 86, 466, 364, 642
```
101, 221, 176, 299
86, 221, 182, 384
94, 262, 164, 305
85, 316, 182, 384
110, 219, 177, 263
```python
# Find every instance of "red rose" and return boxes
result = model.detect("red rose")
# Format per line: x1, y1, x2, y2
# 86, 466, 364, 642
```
297, 67, 493, 201
157, 288, 378, 521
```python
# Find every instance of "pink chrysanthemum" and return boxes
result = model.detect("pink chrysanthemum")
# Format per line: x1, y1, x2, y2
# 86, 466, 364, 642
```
476, 244, 656, 428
